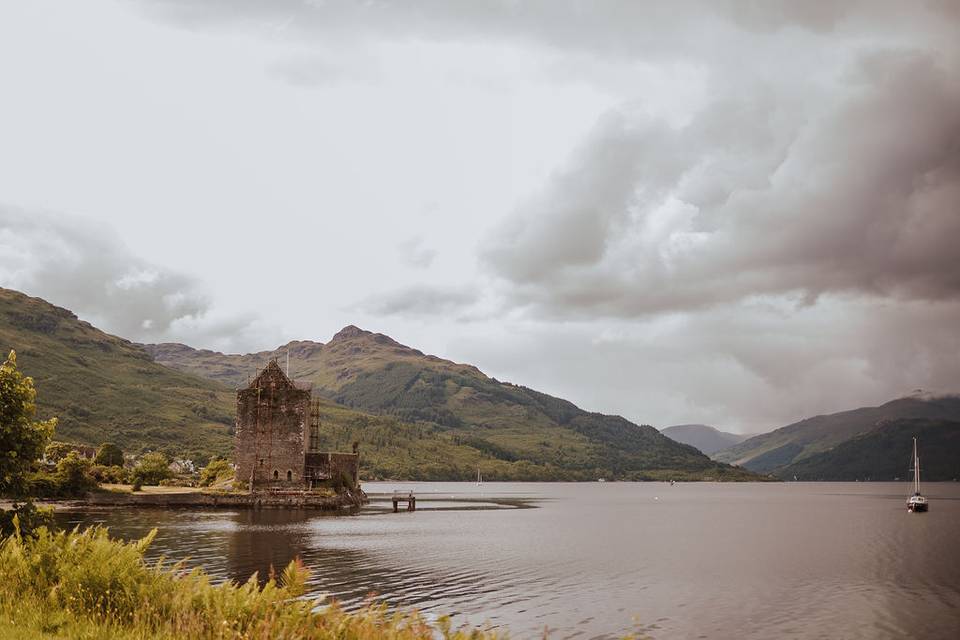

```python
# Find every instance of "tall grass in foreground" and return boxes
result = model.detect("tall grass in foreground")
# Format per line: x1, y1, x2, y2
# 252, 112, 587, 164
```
0, 524, 500, 639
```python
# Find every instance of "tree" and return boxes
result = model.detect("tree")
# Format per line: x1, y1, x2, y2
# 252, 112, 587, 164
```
198, 458, 233, 487
0, 350, 56, 496
132, 452, 172, 486
43, 441, 73, 464
55, 451, 96, 496
89, 464, 128, 484
94, 442, 124, 467
0, 350, 57, 536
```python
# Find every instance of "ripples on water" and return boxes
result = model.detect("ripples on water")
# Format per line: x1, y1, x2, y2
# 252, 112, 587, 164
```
56, 482, 960, 639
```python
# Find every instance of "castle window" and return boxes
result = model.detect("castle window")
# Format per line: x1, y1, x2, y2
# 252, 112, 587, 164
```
259, 459, 264, 466
286, 470, 292, 481
273, 470, 278, 480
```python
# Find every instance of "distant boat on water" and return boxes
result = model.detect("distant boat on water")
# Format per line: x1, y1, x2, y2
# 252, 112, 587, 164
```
907, 437, 929, 513
476, 467, 483, 486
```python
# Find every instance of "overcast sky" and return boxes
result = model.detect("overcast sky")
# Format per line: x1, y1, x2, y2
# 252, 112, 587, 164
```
1, 1, 958, 433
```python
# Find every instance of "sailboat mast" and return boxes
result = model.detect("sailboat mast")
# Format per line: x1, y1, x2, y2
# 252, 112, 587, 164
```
913, 437, 920, 494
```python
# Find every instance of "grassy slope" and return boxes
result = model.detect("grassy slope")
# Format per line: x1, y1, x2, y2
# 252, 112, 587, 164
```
0, 287, 235, 462
779, 418, 960, 481
712, 395, 960, 472
146, 326, 759, 480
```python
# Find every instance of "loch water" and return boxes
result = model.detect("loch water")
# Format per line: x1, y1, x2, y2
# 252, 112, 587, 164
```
57, 482, 960, 639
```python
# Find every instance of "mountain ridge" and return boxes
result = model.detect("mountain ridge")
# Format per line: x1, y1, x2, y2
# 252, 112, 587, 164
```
144, 325, 759, 480
712, 394, 960, 476
661, 424, 752, 455
2, 287, 758, 480
780, 418, 960, 481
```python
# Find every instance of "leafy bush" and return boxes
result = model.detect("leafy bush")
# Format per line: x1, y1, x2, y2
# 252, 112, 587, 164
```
0, 526, 501, 639
132, 452, 172, 486
43, 441, 74, 464
54, 451, 97, 495
0, 502, 52, 538
198, 457, 233, 487
93, 442, 124, 467
89, 464, 128, 484
24, 471, 60, 498
331, 470, 356, 493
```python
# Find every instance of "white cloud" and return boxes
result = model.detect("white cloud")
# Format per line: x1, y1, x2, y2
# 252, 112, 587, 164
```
0, 0, 957, 432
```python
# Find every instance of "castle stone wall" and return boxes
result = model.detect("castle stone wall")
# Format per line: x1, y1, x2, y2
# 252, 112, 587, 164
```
305, 451, 360, 487
234, 362, 310, 489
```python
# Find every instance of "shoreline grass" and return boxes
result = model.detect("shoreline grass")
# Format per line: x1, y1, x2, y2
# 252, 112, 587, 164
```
0, 524, 502, 640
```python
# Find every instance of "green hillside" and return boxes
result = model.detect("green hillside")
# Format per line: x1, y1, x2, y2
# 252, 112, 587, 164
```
0, 287, 235, 462
712, 394, 960, 472
781, 418, 960, 481
2, 288, 758, 480
146, 326, 760, 481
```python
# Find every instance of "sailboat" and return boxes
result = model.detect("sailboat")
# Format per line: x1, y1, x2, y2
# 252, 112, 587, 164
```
476, 466, 482, 486
907, 437, 929, 513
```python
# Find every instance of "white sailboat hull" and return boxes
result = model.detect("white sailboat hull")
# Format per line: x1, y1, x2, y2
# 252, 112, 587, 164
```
907, 495, 928, 512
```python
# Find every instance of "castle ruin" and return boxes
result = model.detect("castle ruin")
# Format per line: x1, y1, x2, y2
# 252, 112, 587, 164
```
234, 360, 359, 491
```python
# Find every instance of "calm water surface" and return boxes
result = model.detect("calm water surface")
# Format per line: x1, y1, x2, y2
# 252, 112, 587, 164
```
57, 482, 960, 639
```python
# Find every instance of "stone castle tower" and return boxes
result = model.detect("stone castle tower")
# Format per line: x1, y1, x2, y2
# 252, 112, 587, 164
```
234, 359, 359, 490
234, 360, 311, 488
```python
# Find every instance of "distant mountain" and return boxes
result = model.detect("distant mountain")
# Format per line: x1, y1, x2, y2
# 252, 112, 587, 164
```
781, 418, 960, 481
660, 424, 751, 455
1, 287, 765, 480
712, 394, 960, 476
145, 326, 761, 481
0, 287, 235, 461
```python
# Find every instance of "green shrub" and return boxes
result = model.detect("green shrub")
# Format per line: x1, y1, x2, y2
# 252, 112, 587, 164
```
43, 441, 74, 464
89, 464, 128, 484
93, 442, 124, 467
331, 470, 356, 493
132, 452, 172, 486
22, 470, 58, 498
198, 457, 233, 487
54, 451, 97, 496
0, 502, 52, 538
0, 526, 501, 639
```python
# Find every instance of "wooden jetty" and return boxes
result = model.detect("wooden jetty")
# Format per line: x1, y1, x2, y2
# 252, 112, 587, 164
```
392, 490, 416, 512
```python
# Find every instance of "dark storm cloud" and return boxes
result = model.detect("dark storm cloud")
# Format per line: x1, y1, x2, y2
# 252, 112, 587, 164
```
0, 207, 266, 348
482, 49, 960, 317
139, 0, 960, 319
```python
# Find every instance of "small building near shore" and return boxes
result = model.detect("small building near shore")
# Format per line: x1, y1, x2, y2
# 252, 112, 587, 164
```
234, 360, 359, 491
